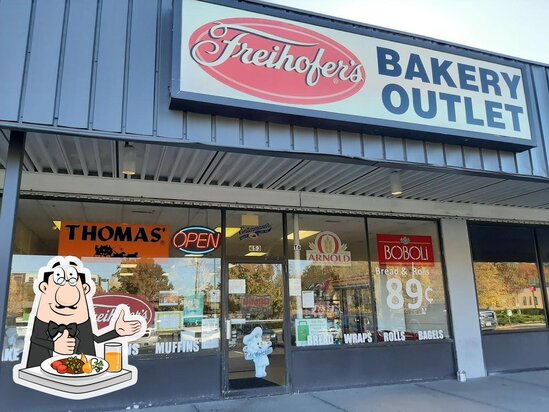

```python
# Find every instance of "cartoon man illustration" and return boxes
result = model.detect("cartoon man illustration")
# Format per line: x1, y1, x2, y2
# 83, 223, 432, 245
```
14, 256, 146, 399
25, 256, 141, 367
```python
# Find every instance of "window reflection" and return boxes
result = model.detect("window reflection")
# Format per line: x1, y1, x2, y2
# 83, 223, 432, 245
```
287, 214, 374, 347
369, 218, 450, 342
225, 211, 284, 259
470, 225, 546, 332
474, 262, 545, 330
537, 228, 549, 331
2, 199, 222, 363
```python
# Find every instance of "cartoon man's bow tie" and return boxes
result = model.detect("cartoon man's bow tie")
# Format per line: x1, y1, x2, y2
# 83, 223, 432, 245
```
47, 321, 78, 338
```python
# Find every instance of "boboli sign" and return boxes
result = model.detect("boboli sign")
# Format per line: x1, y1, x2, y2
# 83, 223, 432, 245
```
376, 234, 435, 266
171, 0, 537, 150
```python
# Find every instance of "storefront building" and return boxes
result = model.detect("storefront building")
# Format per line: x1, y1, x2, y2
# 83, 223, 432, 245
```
0, 0, 548, 410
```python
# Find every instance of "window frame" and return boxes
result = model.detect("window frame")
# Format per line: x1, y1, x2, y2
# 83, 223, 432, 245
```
3, 196, 455, 366
285, 211, 453, 350
469, 222, 549, 335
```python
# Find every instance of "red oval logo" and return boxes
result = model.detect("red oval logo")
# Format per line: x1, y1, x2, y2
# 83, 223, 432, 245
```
316, 231, 342, 254
93, 293, 155, 329
189, 18, 365, 104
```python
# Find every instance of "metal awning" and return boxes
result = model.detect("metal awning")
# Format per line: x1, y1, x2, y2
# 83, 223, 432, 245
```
2, 130, 549, 209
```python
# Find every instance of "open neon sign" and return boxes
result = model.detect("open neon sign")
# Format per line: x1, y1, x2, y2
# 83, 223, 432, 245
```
172, 226, 221, 255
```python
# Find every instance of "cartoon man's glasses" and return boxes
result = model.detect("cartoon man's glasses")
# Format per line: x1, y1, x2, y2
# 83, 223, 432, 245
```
51, 266, 79, 286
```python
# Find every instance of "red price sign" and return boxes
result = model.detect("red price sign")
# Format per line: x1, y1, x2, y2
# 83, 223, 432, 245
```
377, 234, 434, 266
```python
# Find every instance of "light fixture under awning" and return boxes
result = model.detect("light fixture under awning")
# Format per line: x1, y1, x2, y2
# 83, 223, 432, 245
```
287, 230, 319, 241
245, 252, 267, 257
390, 171, 403, 196
122, 142, 136, 176
215, 226, 240, 238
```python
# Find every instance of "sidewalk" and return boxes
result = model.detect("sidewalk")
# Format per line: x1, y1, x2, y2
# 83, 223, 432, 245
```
118, 370, 549, 412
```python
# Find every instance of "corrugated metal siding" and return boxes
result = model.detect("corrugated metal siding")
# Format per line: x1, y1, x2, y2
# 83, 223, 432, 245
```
20, 0, 65, 125
0, 0, 548, 181
0, 0, 32, 121
92, 0, 128, 132
57, 0, 97, 128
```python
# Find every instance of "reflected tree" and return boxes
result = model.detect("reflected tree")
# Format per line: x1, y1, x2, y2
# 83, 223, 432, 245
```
475, 262, 533, 309
229, 264, 283, 318
111, 258, 173, 303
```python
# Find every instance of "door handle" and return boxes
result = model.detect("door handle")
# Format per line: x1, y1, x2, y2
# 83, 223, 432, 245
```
226, 319, 231, 340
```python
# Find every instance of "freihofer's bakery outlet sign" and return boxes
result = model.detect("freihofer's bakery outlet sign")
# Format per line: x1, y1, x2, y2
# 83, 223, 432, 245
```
172, 0, 536, 150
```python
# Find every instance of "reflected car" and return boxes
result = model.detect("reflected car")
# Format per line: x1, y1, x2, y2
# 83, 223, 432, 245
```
15, 317, 29, 338
134, 328, 159, 351
479, 310, 498, 331
405, 303, 448, 331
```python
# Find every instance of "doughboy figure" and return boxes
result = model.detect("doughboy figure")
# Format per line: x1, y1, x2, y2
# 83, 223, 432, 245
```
13, 256, 146, 399
242, 327, 273, 378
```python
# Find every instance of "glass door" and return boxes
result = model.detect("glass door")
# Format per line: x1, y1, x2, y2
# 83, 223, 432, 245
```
224, 262, 287, 393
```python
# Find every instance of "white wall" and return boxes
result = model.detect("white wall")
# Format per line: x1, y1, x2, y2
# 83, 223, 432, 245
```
440, 218, 486, 378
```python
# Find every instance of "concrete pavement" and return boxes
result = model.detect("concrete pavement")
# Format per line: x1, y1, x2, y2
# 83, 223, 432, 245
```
115, 370, 549, 412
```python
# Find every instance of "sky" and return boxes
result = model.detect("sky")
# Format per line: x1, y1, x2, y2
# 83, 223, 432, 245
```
266, 0, 549, 65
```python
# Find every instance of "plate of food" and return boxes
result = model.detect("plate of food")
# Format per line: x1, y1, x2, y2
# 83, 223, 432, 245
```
41, 353, 109, 378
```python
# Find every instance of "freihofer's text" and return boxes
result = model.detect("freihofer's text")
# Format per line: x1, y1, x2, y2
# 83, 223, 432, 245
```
191, 23, 364, 87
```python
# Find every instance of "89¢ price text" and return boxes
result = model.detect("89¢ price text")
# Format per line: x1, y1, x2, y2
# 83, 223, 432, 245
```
386, 278, 433, 310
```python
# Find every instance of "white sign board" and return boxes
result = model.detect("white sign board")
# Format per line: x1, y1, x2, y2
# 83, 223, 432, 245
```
172, 0, 536, 150
289, 278, 302, 297
229, 279, 246, 294
301, 291, 315, 309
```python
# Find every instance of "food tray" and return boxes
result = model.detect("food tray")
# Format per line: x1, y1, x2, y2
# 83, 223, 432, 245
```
18, 366, 132, 398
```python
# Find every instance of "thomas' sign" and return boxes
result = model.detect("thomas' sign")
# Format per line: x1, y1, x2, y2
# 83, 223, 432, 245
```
377, 234, 434, 266
172, 226, 221, 255
58, 221, 169, 258
172, 0, 535, 150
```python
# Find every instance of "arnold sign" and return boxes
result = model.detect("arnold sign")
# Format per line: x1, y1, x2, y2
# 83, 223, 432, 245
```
306, 231, 351, 266
377, 234, 434, 266
172, 0, 536, 150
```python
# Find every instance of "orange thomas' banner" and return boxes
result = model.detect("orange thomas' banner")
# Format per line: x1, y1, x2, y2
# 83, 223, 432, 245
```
58, 221, 170, 258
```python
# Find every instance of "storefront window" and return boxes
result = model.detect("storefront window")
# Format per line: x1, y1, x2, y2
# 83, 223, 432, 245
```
368, 218, 450, 342
538, 228, 549, 310
225, 210, 284, 259
2, 199, 222, 363
1, 199, 457, 364
287, 214, 373, 347
470, 225, 546, 332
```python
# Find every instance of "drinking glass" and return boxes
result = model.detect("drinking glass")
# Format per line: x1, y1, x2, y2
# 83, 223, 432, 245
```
105, 342, 122, 372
